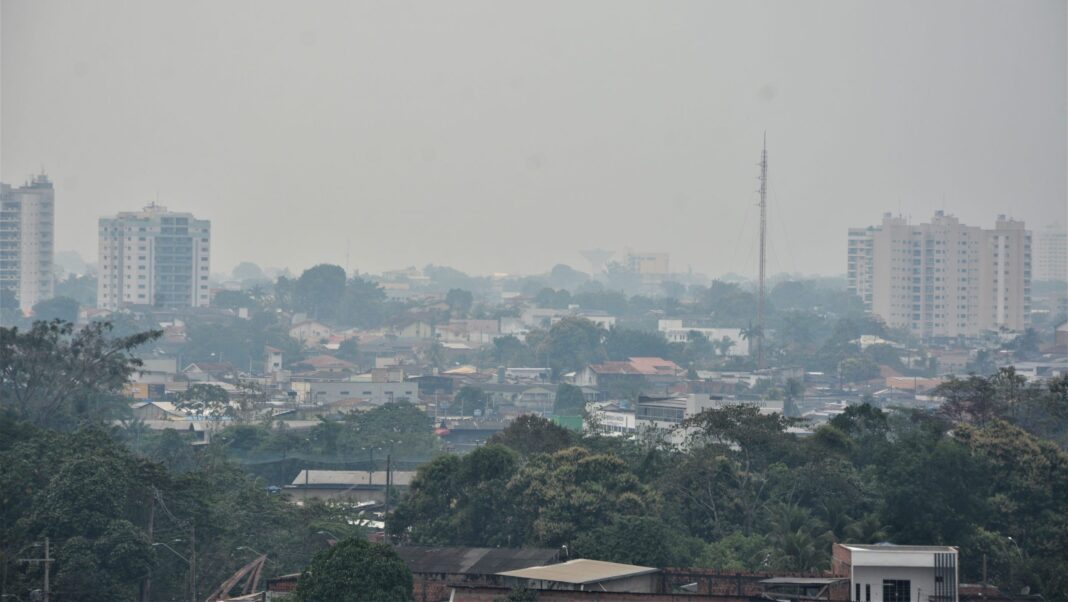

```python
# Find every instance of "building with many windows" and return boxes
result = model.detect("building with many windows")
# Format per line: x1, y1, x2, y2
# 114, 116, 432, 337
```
0, 174, 55, 314
1033, 223, 1066, 282
848, 212, 1030, 339
97, 204, 211, 309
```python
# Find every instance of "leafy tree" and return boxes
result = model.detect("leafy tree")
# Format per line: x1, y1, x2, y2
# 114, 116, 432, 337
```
535, 287, 572, 309
293, 538, 412, 602
838, 355, 880, 385
54, 274, 98, 307
0, 320, 161, 428
212, 289, 257, 310
509, 447, 659, 546
232, 261, 267, 282
31, 296, 80, 323
445, 288, 474, 317
389, 446, 520, 547
453, 385, 488, 416
489, 415, 575, 456
492, 334, 536, 367
336, 338, 360, 362
553, 383, 586, 416
604, 327, 672, 361
295, 264, 347, 321
340, 276, 388, 328
537, 317, 605, 376
573, 516, 700, 567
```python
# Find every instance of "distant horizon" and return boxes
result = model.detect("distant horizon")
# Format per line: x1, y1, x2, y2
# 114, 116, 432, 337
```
4, 1, 1063, 278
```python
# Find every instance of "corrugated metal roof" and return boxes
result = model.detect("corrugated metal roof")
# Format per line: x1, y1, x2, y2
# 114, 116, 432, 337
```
394, 546, 559, 575
290, 470, 416, 487
497, 559, 657, 584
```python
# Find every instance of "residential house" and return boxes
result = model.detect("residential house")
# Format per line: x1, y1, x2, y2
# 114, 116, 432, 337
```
288, 320, 334, 346
832, 543, 959, 602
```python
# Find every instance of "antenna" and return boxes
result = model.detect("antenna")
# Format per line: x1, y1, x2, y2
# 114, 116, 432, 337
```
756, 134, 768, 370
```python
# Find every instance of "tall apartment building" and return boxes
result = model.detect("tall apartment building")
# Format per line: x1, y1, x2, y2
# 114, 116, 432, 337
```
1033, 223, 1067, 282
848, 211, 1030, 338
0, 174, 55, 313
97, 204, 211, 309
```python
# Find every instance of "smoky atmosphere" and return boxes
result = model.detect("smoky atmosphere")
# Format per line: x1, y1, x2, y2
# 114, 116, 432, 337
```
1, 2, 1066, 602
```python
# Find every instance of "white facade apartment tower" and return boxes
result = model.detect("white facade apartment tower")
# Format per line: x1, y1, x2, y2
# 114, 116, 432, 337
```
97, 204, 211, 309
0, 174, 55, 314
848, 212, 1030, 338
1033, 223, 1067, 282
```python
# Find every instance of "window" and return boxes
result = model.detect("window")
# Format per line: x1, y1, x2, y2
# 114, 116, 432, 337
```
882, 579, 910, 602
866, 584, 870, 601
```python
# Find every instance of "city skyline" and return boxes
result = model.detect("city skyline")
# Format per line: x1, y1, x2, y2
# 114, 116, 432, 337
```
3, 1, 1064, 277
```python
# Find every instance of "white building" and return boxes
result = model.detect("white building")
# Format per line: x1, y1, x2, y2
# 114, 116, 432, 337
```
658, 320, 749, 356
97, 204, 211, 309
1033, 223, 1067, 282
848, 212, 1030, 338
833, 543, 958, 602
0, 175, 55, 313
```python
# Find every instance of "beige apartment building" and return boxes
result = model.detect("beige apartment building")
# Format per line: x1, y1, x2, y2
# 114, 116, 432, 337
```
98, 203, 211, 309
0, 175, 55, 314
848, 212, 1030, 339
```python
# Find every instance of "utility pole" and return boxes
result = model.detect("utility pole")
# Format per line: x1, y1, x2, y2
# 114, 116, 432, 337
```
190, 524, 196, 602
17, 537, 52, 602
756, 134, 768, 370
385, 453, 393, 544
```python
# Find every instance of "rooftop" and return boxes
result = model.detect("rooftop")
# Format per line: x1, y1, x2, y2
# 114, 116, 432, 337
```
289, 470, 416, 488
394, 546, 559, 575
497, 559, 657, 585
840, 543, 958, 553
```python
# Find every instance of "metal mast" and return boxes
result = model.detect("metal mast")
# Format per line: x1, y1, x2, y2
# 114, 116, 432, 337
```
756, 134, 768, 369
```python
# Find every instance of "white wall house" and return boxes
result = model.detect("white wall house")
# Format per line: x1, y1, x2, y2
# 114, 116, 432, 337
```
833, 543, 958, 602
658, 320, 749, 356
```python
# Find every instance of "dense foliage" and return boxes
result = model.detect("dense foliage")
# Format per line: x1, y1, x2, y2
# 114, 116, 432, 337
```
392, 381, 1068, 598
293, 537, 412, 602
0, 415, 355, 601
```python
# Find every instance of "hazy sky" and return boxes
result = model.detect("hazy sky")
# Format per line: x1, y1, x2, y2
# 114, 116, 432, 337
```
2, 1, 1065, 279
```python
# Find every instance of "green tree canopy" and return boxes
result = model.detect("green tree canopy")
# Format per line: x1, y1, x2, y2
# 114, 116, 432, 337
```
0, 320, 161, 428
294, 538, 412, 602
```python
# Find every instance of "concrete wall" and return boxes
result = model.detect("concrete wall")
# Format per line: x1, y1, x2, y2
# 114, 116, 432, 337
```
851, 566, 936, 602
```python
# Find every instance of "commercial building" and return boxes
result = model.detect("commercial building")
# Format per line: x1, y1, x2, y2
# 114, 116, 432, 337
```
97, 203, 211, 309
625, 251, 670, 275
1033, 223, 1066, 282
848, 212, 1030, 338
0, 174, 55, 313
832, 543, 958, 602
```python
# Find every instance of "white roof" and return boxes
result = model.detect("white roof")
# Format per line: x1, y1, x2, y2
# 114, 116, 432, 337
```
497, 559, 657, 584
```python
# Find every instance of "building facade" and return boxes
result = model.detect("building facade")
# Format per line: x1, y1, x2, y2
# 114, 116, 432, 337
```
848, 212, 1030, 338
832, 543, 958, 602
97, 204, 211, 309
1033, 223, 1066, 282
0, 175, 55, 313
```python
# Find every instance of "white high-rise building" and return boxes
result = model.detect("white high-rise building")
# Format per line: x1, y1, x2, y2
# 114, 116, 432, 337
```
0, 175, 55, 314
848, 212, 1030, 338
1033, 223, 1067, 282
97, 204, 211, 309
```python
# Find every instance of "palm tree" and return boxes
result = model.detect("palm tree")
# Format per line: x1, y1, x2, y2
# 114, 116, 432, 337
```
845, 513, 889, 543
